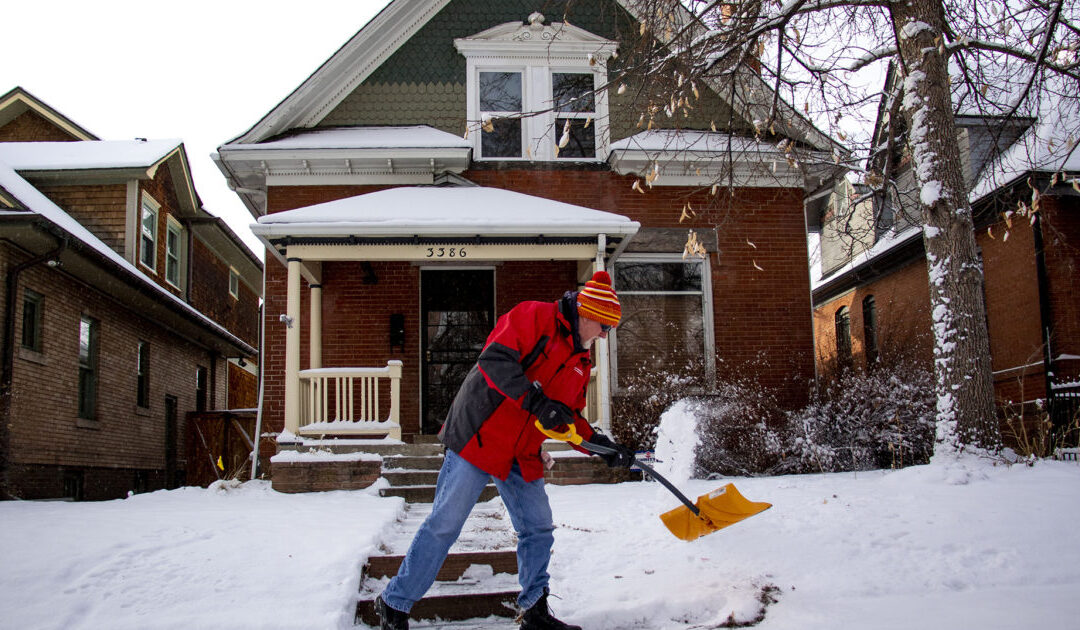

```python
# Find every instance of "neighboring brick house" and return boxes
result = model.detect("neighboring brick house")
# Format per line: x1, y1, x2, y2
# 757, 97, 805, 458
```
214, 0, 840, 448
812, 104, 1080, 430
0, 87, 262, 500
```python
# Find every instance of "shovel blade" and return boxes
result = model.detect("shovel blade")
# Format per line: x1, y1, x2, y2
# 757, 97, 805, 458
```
659, 483, 771, 541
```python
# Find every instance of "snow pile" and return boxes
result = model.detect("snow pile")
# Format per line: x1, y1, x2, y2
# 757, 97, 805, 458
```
652, 399, 702, 486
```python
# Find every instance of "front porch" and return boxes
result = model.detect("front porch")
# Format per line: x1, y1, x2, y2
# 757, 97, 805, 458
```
255, 186, 639, 444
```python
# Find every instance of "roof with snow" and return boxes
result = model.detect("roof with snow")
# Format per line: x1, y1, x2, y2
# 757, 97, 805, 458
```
0, 158, 255, 356
254, 186, 639, 238
248, 126, 470, 151
0, 139, 182, 171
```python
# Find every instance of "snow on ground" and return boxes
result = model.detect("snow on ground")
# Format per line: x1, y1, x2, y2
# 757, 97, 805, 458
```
2, 446, 1079, 629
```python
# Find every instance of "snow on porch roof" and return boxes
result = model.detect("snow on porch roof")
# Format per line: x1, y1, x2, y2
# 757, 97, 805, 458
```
252, 186, 640, 238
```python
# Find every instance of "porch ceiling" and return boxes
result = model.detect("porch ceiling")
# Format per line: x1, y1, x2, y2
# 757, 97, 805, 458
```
253, 186, 640, 265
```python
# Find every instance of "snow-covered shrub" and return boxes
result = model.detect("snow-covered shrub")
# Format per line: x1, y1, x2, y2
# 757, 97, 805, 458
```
773, 361, 935, 473
692, 375, 787, 477
610, 346, 706, 451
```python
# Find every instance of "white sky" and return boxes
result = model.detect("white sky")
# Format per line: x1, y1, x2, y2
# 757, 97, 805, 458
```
1, 0, 392, 258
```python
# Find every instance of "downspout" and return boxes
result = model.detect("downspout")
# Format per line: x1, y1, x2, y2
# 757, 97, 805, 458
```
1, 238, 67, 499
1031, 213, 1056, 417
250, 272, 267, 480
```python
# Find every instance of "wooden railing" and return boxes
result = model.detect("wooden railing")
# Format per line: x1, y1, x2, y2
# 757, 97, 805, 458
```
297, 361, 402, 440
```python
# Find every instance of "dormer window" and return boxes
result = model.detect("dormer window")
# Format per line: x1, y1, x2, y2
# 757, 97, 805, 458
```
456, 14, 617, 162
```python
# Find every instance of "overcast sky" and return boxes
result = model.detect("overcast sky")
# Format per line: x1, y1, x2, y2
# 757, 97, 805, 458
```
1, 1, 392, 258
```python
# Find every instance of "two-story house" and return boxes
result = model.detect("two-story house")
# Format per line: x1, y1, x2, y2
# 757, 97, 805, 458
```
811, 78, 1080, 435
0, 87, 262, 500
214, 0, 841, 450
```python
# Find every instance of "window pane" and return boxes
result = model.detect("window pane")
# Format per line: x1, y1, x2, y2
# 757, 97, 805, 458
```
615, 262, 702, 292
166, 227, 180, 285
79, 318, 92, 363
555, 118, 595, 158
480, 118, 522, 158
552, 73, 594, 112
137, 341, 150, 407
22, 290, 42, 351
479, 72, 521, 111
616, 293, 706, 386
141, 204, 156, 268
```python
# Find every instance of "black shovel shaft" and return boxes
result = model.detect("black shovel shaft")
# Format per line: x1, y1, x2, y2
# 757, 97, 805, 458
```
576, 439, 701, 516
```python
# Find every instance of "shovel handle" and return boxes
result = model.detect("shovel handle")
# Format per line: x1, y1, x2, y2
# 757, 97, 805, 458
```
534, 421, 701, 516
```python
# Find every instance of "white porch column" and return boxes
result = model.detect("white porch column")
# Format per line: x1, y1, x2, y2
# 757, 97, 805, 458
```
310, 283, 322, 369
284, 258, 302, 436
594, 234, 612, 433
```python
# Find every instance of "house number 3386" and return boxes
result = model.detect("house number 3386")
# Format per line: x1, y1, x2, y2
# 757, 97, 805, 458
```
425, 247, 467, 258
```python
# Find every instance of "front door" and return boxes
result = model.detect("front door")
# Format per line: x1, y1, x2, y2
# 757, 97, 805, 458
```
421, 269, 495, 434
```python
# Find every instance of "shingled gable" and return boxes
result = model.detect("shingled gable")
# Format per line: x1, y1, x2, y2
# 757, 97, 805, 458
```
225, 0, 833, 151
215, 0, 843, 222
0, 87, 98, 142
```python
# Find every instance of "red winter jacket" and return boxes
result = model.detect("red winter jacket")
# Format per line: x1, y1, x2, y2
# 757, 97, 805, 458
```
438, 293, 596, 482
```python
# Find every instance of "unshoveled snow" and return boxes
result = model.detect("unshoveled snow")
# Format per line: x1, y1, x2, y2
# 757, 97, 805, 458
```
2, 442, 1078, 629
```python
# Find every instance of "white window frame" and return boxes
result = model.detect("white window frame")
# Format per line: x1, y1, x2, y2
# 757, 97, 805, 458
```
609, 253, 716, 393
456, 17, 616, 162
139, 194, 160, 273
229, 267, 240, 300
165, 217, 185, 289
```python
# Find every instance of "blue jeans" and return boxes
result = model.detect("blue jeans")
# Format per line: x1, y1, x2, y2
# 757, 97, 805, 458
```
380, 449, 554, 613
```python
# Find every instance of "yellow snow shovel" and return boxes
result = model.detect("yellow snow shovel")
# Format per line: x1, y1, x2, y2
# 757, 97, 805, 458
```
537, 421, 771, 541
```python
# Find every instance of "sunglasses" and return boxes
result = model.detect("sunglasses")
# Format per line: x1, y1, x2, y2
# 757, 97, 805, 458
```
600, 324, 613, 333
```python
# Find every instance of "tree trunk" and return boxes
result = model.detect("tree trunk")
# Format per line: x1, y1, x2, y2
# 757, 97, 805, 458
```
890, 0, 1001, 452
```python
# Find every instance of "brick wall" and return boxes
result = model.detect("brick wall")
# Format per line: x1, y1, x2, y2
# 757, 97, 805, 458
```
0, 110, 81, 142
261, 171, 816, 434
812, 206, 1072, 407
3, 248, 229, 500
1041, 195, 1080, 388
814, 257, 934, 377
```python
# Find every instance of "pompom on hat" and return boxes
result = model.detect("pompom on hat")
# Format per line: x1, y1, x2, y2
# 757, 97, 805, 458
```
577, 270, 621, 327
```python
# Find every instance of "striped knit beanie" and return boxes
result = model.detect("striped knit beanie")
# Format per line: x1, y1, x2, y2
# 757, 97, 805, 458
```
577, 270, 621, 327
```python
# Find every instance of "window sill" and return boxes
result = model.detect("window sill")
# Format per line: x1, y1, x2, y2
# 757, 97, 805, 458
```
17, 347, 47, 366
135, 405, 153, 417
76, 417, 101, 430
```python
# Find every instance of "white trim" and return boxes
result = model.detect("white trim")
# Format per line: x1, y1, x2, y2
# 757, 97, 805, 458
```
456, 17, 616, 162
229, 267, 240, 300
138, 193, 160, 273
164, 216, 185, 289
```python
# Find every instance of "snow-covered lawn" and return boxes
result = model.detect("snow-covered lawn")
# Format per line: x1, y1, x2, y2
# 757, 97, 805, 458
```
2, 454, 1078, 629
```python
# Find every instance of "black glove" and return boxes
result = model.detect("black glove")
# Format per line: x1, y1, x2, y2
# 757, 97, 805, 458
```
523, 383, 575, 430
587, 432, 635, 468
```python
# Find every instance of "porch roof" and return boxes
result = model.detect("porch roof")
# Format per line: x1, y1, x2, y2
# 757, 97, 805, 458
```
257, 186, 637, 235
252, 186, 640, 264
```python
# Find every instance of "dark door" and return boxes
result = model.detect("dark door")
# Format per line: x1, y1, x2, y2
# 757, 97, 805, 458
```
164, 395, 178, 489
421, 269, 495, 434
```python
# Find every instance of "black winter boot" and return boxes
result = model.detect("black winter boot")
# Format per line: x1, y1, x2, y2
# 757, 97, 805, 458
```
375, 595, 409, 630
519, 589, 582, 630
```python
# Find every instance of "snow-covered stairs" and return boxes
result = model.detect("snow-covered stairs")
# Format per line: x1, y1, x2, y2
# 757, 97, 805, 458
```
378, 437, 499, 503
354, 501, 521, 627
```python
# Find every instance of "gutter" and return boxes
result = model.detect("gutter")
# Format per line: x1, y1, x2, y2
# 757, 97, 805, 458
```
1, 237, 66, 499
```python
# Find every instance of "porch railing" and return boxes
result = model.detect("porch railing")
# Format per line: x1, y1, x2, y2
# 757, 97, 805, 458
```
297, 361, 402, 440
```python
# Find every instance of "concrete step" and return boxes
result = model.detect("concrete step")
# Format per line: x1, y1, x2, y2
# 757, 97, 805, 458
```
379, 484, 499, 503
364, 550, 518, 581
383, 455, 445, 470
277, 441, 444, 457
355, 589, 519, 626
382, 470, 440, 486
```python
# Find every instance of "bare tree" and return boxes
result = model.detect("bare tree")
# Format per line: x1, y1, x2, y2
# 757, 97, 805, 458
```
576, 0, 1080, 453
